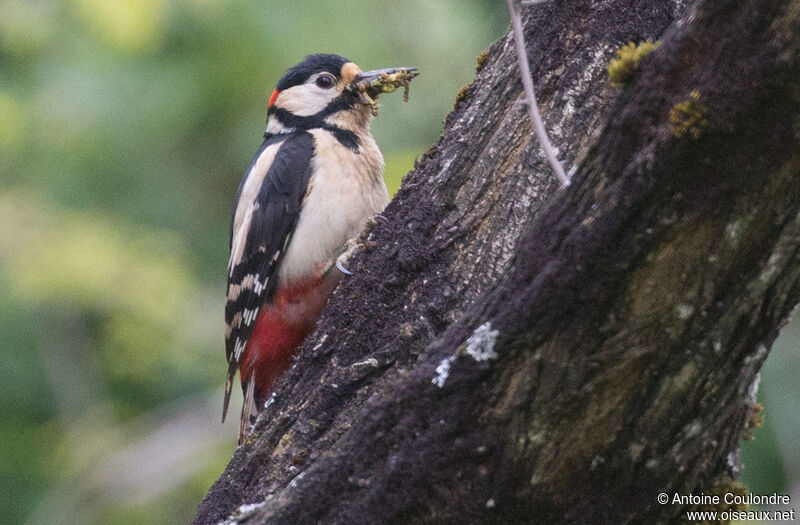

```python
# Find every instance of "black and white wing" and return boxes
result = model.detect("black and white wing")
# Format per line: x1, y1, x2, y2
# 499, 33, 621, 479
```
222, 131, 315, 421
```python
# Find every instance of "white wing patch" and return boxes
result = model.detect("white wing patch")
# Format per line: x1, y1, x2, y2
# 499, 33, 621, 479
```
227, 273, 270, 303
253, 274, 267, 295
242, 308, 259, 326
229, 143, 282, 274
234, 337, 247, 360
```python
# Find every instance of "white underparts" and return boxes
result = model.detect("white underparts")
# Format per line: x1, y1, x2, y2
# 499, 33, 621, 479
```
278, 127, 387, 283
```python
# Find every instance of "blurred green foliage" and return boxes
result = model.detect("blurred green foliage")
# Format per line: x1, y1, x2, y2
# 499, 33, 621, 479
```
0, 1, 796, 524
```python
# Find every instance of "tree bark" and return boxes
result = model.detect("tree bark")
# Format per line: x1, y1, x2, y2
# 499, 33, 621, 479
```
195, 0, 800, 523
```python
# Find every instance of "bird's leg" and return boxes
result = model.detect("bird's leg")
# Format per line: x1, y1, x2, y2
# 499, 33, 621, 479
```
334, 215, 383, 275
335, 238, 360, 276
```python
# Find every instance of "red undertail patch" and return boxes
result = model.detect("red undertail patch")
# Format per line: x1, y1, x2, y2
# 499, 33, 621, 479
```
239, 274, 333, 407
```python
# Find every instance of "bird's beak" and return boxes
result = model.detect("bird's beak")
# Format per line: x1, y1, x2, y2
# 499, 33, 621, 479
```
347, 67, 419, 97
345, 67, 419, 115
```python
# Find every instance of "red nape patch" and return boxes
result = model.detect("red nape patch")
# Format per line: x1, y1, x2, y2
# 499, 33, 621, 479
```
268, 89, 280, 108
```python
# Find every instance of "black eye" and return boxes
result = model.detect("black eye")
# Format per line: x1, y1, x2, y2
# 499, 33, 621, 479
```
315, 74, 335, 89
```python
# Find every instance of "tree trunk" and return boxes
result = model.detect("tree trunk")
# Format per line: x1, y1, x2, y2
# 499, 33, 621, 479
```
195, 0, 800, 523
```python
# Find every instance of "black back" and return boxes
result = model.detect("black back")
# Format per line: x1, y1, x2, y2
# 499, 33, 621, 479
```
225, 131, 315, 365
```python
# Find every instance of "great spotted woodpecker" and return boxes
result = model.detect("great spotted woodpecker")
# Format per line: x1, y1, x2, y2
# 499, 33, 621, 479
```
223, 54, 417, 443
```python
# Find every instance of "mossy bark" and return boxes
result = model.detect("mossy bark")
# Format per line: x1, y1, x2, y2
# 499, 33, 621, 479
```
195, 0, 800, 523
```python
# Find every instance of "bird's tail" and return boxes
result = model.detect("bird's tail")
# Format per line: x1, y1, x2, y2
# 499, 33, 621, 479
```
238, 369, 257, 445
221, 358, 238, 423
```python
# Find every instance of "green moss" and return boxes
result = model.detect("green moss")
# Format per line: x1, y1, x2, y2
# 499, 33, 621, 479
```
742, 402, 765, 441
683, 480, 749, 524
476, 49, 489, 72
749, 403, 765, 429
670, 90, 709, 139
454, 49, 490, 108
607, 40, 660, 86
454, 81, 474, 108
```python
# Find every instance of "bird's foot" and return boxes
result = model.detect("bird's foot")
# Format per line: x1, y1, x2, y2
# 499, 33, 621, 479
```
335, 234, 378, 276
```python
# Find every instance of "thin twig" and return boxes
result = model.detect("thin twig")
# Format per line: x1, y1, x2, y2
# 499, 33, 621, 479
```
506, 0, 569, 186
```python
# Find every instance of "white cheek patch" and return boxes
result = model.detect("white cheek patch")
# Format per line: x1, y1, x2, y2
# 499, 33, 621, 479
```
266, 117, 293, 135
276, 81, 339, 117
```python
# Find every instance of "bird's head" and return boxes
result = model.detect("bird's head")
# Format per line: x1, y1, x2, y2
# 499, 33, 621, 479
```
266, 54, 418, 136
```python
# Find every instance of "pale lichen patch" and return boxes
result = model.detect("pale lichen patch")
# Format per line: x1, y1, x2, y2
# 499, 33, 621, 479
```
527, 431, 546, 446
235, 502, 265, 514
312, 334, 328, 351
465, 322, 499, 361
676, 303, 695, 320
264, 392, 276, 409
759, 251, 782, 284
727, 451, 739, 470
288, 471, 306, 489
432, 356, 455, 388
684, 419, 702, 437
218, 501, 266, 525
725, 219, 743, 243
351, 358, 379, 368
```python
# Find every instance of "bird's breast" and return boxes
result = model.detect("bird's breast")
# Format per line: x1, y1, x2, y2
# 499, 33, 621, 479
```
278, 128, 388, 284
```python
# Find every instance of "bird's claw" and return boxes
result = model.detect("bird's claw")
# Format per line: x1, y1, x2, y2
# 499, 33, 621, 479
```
336, 237, 361, 276
336, 260, 354, 276
335, 232, 379, 276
